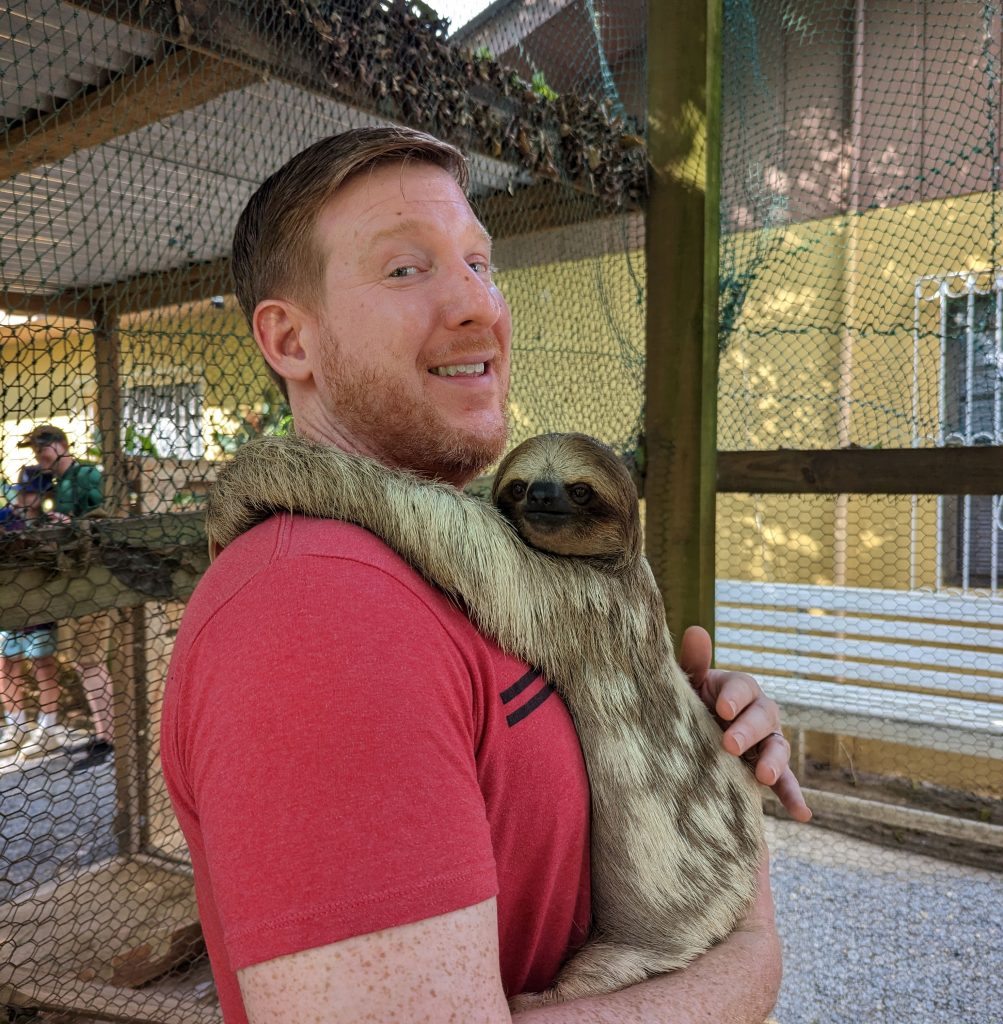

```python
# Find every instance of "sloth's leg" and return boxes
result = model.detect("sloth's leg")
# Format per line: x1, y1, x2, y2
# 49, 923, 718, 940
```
508, 939, 668, 1009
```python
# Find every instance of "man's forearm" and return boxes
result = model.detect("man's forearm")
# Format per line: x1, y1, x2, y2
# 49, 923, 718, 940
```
512, 923, 782, 1024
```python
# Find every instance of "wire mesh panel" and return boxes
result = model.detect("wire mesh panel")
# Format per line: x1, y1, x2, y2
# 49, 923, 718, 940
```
719, 2, 1003, 1019
0, 0, 646, 1019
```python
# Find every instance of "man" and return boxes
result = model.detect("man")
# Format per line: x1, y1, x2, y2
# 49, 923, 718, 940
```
162, 126, 810, 1023
19, 425, 115, 768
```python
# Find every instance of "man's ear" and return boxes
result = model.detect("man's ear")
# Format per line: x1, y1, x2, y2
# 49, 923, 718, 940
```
253, 299, 316, 385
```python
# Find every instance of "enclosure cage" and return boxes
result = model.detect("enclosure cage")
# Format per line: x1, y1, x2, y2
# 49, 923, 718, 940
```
0, 1, 1000, 1022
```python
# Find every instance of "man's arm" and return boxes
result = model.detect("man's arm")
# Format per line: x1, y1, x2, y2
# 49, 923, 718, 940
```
238, 852, 781, 1024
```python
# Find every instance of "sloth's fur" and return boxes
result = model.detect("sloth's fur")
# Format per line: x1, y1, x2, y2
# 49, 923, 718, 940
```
206, 432, 763, 1006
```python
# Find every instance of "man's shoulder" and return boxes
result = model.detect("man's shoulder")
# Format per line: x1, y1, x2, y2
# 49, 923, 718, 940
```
225, 512, 426, 579
174, 512, 489, 673
189, 513, 441, 624
65, 460, 101, 477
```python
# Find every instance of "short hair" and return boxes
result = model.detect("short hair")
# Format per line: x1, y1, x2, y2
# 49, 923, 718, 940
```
18, 424, 68, 449
231, 126, 470, 396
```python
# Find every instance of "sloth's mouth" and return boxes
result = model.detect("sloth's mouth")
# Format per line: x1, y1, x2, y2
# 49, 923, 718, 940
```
524, 510, 572, 526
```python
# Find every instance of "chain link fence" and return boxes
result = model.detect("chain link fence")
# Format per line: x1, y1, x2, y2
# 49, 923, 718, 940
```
1, 0, 645, 1019
717, 3, 1003, 1018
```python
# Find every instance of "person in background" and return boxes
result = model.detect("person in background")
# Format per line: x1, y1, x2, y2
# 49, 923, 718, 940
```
18, 426, 115, 770
0, 465, 84, 760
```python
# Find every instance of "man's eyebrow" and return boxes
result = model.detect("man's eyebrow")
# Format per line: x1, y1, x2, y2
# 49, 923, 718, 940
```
361, 218, 493, 257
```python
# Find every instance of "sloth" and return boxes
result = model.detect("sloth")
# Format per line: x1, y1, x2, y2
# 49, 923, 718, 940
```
206, 431, 764, 1007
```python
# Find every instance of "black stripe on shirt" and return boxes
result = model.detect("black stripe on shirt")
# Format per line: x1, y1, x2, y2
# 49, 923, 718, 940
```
500, 667, 543, 704
505, 683, 555, 727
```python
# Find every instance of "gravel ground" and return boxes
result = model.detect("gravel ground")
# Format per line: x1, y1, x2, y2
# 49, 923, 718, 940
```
767, 817, 1003, 1024
4, 764, 1001, 1023
0, 751, 116, 904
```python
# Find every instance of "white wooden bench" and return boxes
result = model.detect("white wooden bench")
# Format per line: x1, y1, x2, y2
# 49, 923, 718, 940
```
714, 581, 1003, 762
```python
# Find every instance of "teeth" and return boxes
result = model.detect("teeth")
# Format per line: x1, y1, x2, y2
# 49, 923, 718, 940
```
430, 363, 485, 377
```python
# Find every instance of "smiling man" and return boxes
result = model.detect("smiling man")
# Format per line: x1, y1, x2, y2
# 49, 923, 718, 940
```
161, 126, 806, 1024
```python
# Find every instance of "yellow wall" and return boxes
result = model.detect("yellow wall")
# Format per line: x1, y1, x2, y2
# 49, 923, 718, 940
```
496, 252, 645, 452
1, 301, 270, 484
1, 320, 96, 481
718, 189, 1003, 588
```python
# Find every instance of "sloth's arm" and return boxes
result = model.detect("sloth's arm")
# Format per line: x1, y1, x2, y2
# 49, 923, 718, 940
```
206, 436, 595, 667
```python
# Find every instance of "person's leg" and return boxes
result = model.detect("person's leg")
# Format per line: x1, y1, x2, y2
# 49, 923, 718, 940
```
29, 627, 61, 726
67, 614, 115, 770
78, 663, 114, 744
0, 643, 34, 757
21, 627, 88, 754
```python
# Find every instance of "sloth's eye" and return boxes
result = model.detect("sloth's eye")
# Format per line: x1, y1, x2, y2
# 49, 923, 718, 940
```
509, 480, 527, 500
569, 483, 592, 504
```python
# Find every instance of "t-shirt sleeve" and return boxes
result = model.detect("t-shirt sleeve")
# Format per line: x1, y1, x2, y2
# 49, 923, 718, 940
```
176, 553, 498, 970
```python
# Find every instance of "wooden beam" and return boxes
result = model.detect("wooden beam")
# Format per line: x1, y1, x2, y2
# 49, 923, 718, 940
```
476, 181, 637, 239
1, 49, 260, 182
96, 256, 232, 316
2, 257, 232, 322
717, 447, 1003, 494
645, 0, 722, 646
0, 289, 95, 321
93, 301, 130, 514
0, 513, 209, 631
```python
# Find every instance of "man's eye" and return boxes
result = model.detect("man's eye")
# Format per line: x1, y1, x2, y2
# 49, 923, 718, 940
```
469, 260, 492, 275
389, 265, 419, 278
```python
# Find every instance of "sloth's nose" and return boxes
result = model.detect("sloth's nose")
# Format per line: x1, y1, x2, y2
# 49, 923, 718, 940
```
526, 481, 561, 509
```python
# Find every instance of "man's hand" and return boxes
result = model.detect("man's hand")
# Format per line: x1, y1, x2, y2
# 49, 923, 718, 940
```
679, 626, 812, 822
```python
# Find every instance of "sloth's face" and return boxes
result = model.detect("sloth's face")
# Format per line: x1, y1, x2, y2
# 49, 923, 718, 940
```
492, 434, 641, 563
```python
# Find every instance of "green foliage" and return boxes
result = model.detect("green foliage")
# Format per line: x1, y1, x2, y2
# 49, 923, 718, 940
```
87, 425, 161, 459
531, 70, 558, 101
212, 393, 293, 455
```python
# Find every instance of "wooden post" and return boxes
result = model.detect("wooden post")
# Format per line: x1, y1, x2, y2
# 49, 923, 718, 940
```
645, 0, 723, 647
92, 300, 146, 856
92, 300, 130, 516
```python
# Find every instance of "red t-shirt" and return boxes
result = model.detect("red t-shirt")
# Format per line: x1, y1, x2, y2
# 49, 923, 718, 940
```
161, 514, 591, 1023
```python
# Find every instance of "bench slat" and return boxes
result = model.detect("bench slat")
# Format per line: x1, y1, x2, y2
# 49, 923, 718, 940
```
715, 604, 1003, 650
716, 580, 1003, 626
716, 628, 1003, 698
716, 643, 1003, 701
714, 580, 1003, 756
750, 675, 1003, 759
